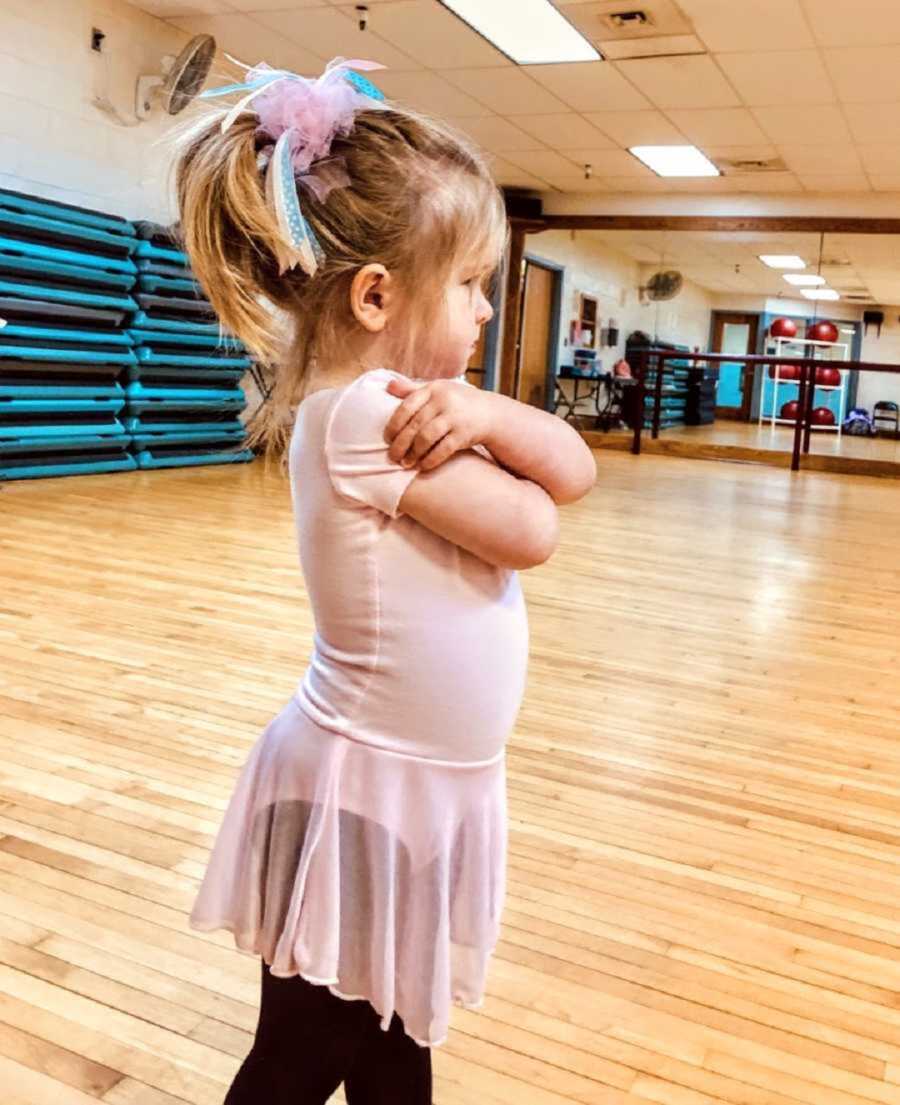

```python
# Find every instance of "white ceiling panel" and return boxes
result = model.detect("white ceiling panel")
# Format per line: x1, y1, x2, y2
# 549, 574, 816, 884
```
803, 0, 900, 48
512, 114, 617, 149
842, 103, 900, 144
666, 108, 769, 147
868, 175, 900, 192
136, 0, 232, 13
858, 145, 900, 174
442, 68, 571, 116
522, 62, 650, 113
255, 7, 421, 71
501, 149, 584, 181
779, 145, 864, 174
615, 55, 740, 109
704, 144, 779, 163
798, 174, 872, 193
729, 172, 804, 193
675, 0, 814, 53
374, 70, 493, 117
170, 14, 324, 71
487, 157, 549, 190
751, 105, 852, 145
446, 115, 547, 153
561, 149, 658, 176
594, 175, 670, 193
823, 47, 900, 104
336, 1, 509, 69
229, 0, 324, 11
582, 110, 684, 146
717, 50, 835, 107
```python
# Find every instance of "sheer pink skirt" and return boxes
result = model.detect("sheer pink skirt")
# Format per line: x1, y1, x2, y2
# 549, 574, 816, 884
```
189, 697, 507, 1047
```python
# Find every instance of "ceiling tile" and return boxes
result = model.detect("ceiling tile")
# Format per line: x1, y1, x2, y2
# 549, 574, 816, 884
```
230, 0, 323, 11
446, 115, 547, 153
375, 70, 493, 117
732, 172, 804, 193
337, 1, 510, 69
666, 108, 769, 146
717, 50, 835, 106
137, 0, 233, 12
614, 55, 741, 109
858, 144, 900, 174
798, 173, 872, 192
254, 7, 421, 71
170, 14, 325, 71
778, 145, 864, 174
842, 103, 900, 144
868, 175, 900, 192
676, 0, 814, 52
557, 149, 656, 176
442, 69, 570, 116
522, 61, 651, 112
513, 114, 617, 150
593, 175, 671, 193
501, 150, 584, 180
704, 144, 779, 162
804, 0, 900, 47
582, 110, 684, 146
823, 47, 900, 104
488, 156, 548, 190
751, 105, 851, 145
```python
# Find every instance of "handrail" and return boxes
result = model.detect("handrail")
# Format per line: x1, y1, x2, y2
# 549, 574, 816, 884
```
631, 348, 900, 471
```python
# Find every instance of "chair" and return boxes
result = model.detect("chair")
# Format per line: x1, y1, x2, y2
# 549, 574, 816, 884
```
873, 401, 900, 435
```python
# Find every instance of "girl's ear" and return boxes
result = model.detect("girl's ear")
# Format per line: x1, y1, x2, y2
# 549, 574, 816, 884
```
350, 264, 394, 333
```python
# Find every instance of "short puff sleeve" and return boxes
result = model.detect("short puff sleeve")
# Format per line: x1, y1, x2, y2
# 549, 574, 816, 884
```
324, 370, 419, 519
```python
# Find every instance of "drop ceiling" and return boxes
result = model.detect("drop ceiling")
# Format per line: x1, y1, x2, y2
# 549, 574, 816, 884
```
133, 0, 900, 198
582, 229, 900, 303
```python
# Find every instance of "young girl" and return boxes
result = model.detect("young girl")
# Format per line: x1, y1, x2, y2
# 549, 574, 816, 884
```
174, 56, 595, 1104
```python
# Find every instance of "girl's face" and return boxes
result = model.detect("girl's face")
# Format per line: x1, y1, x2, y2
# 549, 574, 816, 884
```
418, 261, 495, 380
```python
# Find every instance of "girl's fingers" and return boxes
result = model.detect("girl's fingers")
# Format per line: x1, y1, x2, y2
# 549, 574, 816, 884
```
385, 385, 431, 447
404, 418, 450, 465
389, 400, 442, 463
418, 432, 459, 472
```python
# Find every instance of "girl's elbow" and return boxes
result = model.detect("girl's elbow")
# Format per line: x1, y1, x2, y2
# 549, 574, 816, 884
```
515, 502, 559, 569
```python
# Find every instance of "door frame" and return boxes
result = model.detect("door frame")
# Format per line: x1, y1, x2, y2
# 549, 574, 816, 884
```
517, 253, 564, 410
710, 311, 760, 420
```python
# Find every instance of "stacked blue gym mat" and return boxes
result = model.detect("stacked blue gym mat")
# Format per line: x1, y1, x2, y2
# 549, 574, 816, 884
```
126, 221, 253, 472
0, 187, 254, 480
0, 188, 139, 480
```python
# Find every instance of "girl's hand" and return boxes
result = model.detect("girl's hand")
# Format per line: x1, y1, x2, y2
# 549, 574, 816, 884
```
385, 377, 495, 471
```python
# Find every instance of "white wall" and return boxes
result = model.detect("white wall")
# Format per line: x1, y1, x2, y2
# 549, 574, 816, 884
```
858, 307, 900, 411
525, 229, 714, 370
0, 0, 189, 221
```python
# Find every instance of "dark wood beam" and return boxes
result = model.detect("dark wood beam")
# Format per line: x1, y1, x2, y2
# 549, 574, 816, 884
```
526, 215, 900, 235
499, 222, 527, 398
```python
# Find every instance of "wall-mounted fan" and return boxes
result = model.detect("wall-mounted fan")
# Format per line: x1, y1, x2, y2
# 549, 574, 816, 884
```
136, 34, 216, 119
641, 270, 683, 303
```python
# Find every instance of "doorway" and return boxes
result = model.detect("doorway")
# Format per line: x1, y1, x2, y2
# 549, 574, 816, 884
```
711, 312, 760, 420
516, 257, 561, 410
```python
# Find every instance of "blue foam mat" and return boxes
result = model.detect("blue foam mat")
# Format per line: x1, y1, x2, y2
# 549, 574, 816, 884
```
0, 277, 137, 312
133, 447, 253, 470
0, 189, 136, 237
0, 235, 136, 276
135, 240, 189, 266
0, 209, 137, 256
0, 251, 135, 291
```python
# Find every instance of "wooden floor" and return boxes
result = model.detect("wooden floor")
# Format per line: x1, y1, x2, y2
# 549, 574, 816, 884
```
2, 454, 900, 1105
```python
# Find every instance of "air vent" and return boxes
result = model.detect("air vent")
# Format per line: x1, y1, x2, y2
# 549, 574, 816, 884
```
560, 0, 704, 58
844, 293, 874, 301
715, 156, 788, 174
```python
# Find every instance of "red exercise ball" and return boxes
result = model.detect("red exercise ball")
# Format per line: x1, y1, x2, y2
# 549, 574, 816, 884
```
811, 406, 836, 426
780, 400, 801, 421
816, 366, 841, 387
807, 320, 839, 343
769, 363, 800, 380
770, 317, 798, 339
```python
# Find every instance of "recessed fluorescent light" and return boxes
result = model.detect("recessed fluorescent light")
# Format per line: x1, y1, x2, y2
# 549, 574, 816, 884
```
629, 145, 720, 177
783, 273, 826, 286
440, 0, 600, 64
801, 288, 840, 301
759, 255, 806, 269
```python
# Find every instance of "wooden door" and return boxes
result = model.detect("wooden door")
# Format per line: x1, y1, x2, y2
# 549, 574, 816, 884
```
516, 262, 556, 408
712, 312, 760, 420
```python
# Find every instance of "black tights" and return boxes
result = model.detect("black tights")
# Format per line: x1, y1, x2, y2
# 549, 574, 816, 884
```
224, 961, 433, 1104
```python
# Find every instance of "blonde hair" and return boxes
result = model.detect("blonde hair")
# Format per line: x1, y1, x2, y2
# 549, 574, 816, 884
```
172, 99, 507, 457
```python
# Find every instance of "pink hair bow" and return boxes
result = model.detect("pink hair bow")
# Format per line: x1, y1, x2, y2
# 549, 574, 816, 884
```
201, 57, 387, 276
